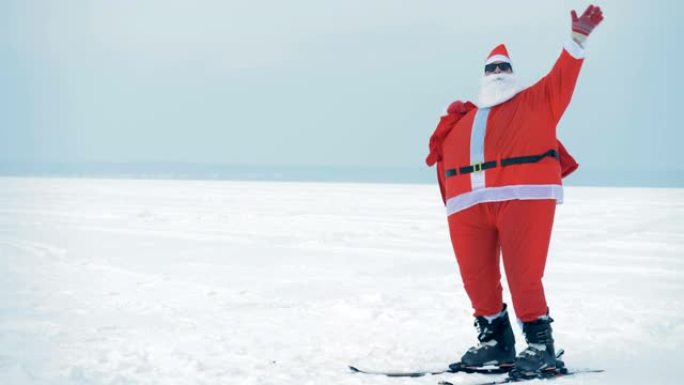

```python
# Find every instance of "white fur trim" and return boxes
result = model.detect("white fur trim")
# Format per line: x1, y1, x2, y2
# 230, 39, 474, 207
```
470, 108, 490, 191
485, 55, 512, 65
484, 308, 507, 323
563, 38, 585, 59
446, 184, 563, 216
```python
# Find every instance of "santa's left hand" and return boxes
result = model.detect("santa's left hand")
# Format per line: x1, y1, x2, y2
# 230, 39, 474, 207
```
571, 5, 604, 45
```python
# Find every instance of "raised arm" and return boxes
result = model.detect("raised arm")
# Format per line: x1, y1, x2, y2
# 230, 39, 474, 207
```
533, 5, 604, 122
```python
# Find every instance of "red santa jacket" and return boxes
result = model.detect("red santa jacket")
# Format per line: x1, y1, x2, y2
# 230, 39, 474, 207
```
431, 41, 584, 215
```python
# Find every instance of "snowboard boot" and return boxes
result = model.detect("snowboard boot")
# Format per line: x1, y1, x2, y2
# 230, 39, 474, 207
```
514, 316, 559, 375
453, 304, 516, 370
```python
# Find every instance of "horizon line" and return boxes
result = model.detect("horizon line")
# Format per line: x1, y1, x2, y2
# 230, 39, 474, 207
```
0, 161, 682, 188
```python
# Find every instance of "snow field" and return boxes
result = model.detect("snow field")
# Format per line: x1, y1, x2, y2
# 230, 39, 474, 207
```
0, 178, 682, 384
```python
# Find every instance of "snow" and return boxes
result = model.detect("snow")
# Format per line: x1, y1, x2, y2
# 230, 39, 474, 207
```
0, 177, 682, 385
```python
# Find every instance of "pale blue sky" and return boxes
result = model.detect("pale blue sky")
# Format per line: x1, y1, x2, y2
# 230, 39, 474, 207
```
1, 0, 682, 186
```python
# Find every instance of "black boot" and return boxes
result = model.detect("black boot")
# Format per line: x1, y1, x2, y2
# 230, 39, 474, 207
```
454, 304, 516, 369
514, 316, 558, 374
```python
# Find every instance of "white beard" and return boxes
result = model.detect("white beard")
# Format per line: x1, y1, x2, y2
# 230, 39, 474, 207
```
478, 72, 520, 108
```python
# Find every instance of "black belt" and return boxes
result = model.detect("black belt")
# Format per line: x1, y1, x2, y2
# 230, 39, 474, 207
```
445, 149, 559, 177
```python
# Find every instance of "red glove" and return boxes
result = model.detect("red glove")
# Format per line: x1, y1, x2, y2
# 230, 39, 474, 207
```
571, 5, 604, 44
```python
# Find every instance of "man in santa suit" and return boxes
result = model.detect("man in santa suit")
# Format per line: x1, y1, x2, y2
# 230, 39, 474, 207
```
425, 5, 603, 375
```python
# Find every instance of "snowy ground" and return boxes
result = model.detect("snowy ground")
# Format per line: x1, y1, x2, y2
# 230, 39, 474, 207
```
0, 177, 682, 385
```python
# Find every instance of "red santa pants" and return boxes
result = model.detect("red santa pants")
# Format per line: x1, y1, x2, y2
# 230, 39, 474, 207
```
447, 199, 556, 322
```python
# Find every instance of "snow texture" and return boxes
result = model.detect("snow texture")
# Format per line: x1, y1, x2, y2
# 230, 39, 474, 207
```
0, 177, 682, 385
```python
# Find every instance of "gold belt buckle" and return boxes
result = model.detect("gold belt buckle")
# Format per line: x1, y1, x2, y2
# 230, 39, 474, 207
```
472, 162, 483, 172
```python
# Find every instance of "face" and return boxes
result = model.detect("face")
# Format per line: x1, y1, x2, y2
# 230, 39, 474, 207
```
484, 61, 513, 75
478, 62, 519, 108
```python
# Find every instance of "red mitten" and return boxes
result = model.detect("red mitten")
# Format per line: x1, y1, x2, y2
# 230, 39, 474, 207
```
571, 5, 604, 45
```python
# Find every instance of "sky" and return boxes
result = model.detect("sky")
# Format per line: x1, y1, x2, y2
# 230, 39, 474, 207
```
1, 0, 682, 186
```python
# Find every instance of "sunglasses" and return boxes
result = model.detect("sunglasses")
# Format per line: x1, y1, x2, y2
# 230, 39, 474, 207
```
484, 62, 512, 73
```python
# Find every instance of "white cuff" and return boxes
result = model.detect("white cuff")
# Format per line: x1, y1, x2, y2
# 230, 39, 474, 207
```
564, 38, 585, 59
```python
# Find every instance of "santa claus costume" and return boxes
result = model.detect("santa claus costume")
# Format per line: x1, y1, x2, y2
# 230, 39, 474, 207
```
425, 5, 603, 376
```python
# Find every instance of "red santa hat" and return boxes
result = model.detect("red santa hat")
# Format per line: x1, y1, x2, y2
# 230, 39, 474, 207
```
485, 44, 512, 65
